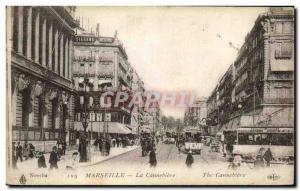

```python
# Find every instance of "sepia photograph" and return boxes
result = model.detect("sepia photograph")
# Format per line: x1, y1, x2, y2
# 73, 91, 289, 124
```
5, 5, 295, 186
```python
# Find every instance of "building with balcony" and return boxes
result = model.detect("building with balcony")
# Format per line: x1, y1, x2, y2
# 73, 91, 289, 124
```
7, 6, 78, 151
130, 69, 146, 135
206, 8, 294, 139
73, 27, 137, 138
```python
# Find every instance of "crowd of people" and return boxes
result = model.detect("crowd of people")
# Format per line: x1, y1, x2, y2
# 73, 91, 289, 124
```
11, 139, 67, 170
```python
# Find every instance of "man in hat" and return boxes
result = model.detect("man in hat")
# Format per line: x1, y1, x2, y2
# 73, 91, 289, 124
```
49, 146, 59, 170
15, 142, 23, 162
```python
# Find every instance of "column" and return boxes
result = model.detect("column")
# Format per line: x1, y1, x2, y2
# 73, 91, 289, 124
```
64, 38, 69, 78
26, 7, 32, 59
48, 21, 53, 70
54, 29, 59, 73
43, 99, 49, 129
55, 104, 60, 129
68, 38, 73, 79
41, 18, 47, 67
17, 6, 24, 54
60, 34, 64, 76
34, 9, 40, 63
12, 87, 17, 126
28, 92, 34, 128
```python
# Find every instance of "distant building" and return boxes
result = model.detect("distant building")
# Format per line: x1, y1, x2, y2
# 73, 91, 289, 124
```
8, 6, 78, 150
130, 69, 145, 135
184, 98, 207, 135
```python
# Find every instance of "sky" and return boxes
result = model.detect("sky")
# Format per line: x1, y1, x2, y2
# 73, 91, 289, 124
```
75, 6, 268, 118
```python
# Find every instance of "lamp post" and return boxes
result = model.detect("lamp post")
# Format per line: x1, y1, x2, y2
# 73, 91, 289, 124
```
79, 77, 93, 162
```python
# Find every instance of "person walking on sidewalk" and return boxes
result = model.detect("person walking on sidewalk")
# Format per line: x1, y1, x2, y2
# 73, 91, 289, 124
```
12, 142, 17, 169
28, 143, 35, 158
98, 137, 103, 153
62, 140, 66, 156
56, 139, 63, 157
23, 143, 29, 160
49, 146, 59, 170
78, 137, 87, 162
116, 137, 121, 147
105, 139, 111, 155
16, 142, 23, 162
149, 148, 157, 167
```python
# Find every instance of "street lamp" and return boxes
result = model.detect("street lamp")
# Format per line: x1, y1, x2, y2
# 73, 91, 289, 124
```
79, 77, 93, 162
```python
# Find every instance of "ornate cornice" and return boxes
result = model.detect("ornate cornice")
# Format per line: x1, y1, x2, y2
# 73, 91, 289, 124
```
11, 51, 74, 92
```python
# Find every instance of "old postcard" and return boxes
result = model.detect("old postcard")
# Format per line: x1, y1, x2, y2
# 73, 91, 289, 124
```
6, 6, 295, 186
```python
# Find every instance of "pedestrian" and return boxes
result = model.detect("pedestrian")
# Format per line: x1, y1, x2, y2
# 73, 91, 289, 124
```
28, 143, 35, 158
12, 142, 17, 169
263, 148, 273, 167
16, 142, 23, 162
23, 143, 29, 160
62, 140, 66, 155
49, 146, 59, 170
149, 148, 157, 167
94, 138, 99, 152
57, 139, 63, 157
78, 138, 87, 162
105, 139, 111, 155
116, 137, 120, 147
98, 137, 103, 153
111, 137, 116, 147
254, 155, 265, 169
37, 152, 47, 168
186, 150, 194, 168
227, 156, 238, 170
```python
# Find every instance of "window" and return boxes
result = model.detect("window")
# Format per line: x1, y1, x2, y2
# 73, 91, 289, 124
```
275, 43, 293, 59
275, 22, 293, 34
283, 22, 293, 34
275, 22, 283, 34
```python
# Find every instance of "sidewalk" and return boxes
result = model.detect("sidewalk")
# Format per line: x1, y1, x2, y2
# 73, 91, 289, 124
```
15, 145, 139, 171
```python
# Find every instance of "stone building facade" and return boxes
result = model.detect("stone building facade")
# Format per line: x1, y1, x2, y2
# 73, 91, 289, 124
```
206, 8, 294, 138
7, 6, 78, 151
73, 29, 137, 137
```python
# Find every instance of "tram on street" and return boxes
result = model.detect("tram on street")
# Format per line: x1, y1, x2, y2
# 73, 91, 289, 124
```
183, 127, 203, 154
223, 127, 294, 164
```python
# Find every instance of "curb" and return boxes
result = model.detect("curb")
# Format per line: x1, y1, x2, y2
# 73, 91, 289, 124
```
79, 146, 140, 167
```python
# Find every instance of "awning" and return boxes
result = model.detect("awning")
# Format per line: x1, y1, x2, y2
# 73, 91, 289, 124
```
74, 122, 132, 134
